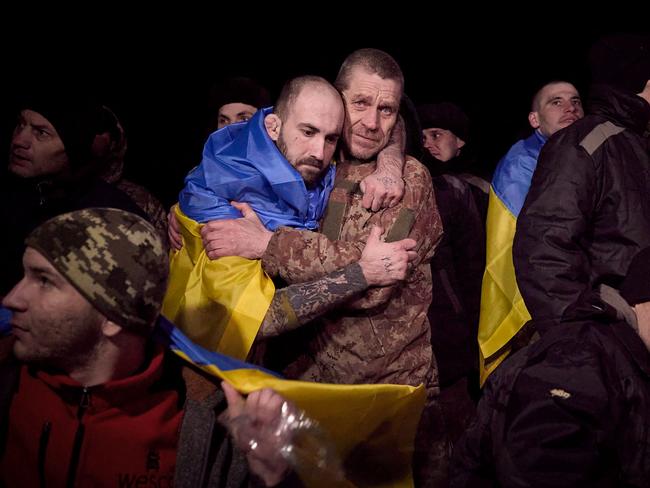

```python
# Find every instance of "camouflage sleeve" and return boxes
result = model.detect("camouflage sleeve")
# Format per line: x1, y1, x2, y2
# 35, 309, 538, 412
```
262, 228, 364, 283
345, 165, 441, 310
257, 263, 368, 338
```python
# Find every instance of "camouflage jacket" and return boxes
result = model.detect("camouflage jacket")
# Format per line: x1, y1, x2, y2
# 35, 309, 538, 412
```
261, 157, 443, 389
117, 179, 169, 251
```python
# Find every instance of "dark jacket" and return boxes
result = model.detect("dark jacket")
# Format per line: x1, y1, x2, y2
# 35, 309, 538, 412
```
451, 286, 650, 487
429, 174, 486, 387
513, 85, 650, 326
0, 339, 250, 487
0, 171, 146, 296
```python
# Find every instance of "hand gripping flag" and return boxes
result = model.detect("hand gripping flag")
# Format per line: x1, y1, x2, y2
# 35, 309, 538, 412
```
156, 317, 425, 487
163, 107, 335, 360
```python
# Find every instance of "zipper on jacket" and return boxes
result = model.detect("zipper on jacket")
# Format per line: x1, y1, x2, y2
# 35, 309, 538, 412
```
38, 421, 51, 488
65, 388, 90, 488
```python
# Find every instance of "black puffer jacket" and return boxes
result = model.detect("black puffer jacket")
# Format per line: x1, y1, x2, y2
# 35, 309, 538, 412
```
451, 287, 650, 487
513, 85, 650, 326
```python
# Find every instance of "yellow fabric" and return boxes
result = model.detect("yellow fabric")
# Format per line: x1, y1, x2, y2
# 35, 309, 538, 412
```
162, 206, 275, 360
174, 349, 423, 488
478, 188, 531, 385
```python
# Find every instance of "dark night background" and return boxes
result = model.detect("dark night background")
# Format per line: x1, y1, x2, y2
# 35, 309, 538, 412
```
1, 25, 644, 207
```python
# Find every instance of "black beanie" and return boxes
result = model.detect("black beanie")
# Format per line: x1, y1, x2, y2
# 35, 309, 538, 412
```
619, 247, 650, 306
20, 92, 102, 169
417, 102, 470, 143
209, 76, 271, 111
588, 33, 650, 95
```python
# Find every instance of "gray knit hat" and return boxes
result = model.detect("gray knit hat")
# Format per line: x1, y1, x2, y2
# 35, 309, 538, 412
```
25, 208, 169, 333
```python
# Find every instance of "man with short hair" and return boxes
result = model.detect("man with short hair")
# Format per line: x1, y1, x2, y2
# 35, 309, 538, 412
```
514, 34, 650, 330
201, 49, 446, 486
166, 76, 417, 360
452, 246, 650, 486
0, 208, 296, 487
478, 80, 584, 381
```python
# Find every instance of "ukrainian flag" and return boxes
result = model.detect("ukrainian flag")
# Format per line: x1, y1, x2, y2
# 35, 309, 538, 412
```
162, 107, 335, 360
0, 306, 11, 337
155, 316, 424, 488
478, 131, 545, 384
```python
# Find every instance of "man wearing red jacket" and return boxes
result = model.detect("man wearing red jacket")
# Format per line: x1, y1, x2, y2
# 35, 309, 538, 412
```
0, 207, 293, 487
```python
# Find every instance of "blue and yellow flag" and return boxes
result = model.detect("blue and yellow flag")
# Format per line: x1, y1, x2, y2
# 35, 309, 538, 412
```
478, 131, 545, 384
155, 317, 424, 488
0, 306, 11, 337
163, 108, 335, 360
162, 206, 275, 359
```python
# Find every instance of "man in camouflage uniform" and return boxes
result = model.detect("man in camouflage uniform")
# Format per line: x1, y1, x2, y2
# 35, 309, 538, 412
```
201, 49, 447, 486
0, 208, 296, 487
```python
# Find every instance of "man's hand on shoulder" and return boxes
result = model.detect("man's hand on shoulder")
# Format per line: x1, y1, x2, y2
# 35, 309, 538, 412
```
360, 116, 406, 211
360, 167, 405, 212
200, 202, 273, 260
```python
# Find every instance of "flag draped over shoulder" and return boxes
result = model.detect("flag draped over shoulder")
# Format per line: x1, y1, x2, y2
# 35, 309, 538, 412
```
156, 317, 424, 488
478, 131, 546, 384
179, 107, 335, 230
162, 107, 336, 361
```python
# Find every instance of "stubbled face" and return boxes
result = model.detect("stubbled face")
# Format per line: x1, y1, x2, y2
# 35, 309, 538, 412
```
422, 127, 465, 162
217, 102, 258, 129
2, 248, 104, 370
529, 82, 584, 137
8, 110, 69, 178
275, 84, 344, 188
340, 67, 401, 161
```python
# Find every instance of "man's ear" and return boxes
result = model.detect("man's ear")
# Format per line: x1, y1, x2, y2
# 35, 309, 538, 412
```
528, 111, 540, 129
264, 114, 282, 142
456, 137, 466, 150
101, 318, 124, 338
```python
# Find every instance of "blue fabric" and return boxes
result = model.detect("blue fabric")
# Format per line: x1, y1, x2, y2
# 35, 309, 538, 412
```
179, 107, 335, 231
491, 130, 547, 217
154, 315, 282, 377
0, 306, 11, 337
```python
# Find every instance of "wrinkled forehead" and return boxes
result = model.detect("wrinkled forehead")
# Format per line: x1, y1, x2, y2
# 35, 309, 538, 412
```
344, 67, 402, 104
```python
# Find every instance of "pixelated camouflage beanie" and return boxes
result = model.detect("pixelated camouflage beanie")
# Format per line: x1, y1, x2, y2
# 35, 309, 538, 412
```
25, 208, 169, 333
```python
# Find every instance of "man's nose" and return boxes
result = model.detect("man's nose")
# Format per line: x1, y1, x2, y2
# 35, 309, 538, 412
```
361, 109, 379, 131
12, 125, 31, 148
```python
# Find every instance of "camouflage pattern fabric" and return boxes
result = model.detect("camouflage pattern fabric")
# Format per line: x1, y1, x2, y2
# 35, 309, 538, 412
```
117, 179, 170, 250
25, 207, 168, 333
263, 157, 443, 389
261, 156, 448, 485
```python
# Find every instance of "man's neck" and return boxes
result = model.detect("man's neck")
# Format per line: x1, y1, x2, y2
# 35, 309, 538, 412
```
338, 147, 377, 165
67, 337, 147, 387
